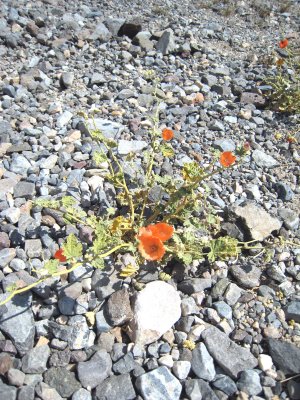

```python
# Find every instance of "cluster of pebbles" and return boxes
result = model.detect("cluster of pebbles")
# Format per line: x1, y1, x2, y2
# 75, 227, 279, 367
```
0, 0, 300, 399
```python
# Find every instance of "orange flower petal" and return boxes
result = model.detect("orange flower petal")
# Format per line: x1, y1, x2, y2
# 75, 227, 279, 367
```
279, 39, 288, 49
162, 128, 174, 141
138, 235, 165, 261
147, 222, 174, 242
54, 248, 67, 262
220, 151, 236, 168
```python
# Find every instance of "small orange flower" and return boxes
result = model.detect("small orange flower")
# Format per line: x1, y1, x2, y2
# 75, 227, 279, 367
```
54, 248, 67, 262
220, 151, 236, 168
162, 128, 174, 141
279, 38, 288, 49
138, 235, 165, 261
146, 222, 174, 242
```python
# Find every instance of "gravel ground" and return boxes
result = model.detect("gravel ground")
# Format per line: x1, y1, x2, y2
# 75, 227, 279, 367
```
0, 0, 300, 399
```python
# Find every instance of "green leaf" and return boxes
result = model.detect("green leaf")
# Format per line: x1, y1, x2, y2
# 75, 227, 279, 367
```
61, 196, 77, 208
34, 198, 60, 208
43, 259, 59, 275
182, 162, 205, 183
207, 237, 240, 262
161, 143, 174, 158
93, 151, 108, 165
62, 234, 83, 260
90, 258, 105, 269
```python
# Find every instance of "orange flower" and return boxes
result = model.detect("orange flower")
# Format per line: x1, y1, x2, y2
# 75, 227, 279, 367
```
138, 235, 165, 261
220, 151, 236, 168
162, 128, 174, 141
279, 38, 288, 49
54, 248, 67, 262
146, 222, 174, 242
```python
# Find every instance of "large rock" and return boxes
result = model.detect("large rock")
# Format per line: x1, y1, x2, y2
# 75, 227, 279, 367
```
201, 326, 257, 379
77, 350, 112, 389
285, 301, 300, 323
135, 366, 182, 400
232, 203, 281, 241
128, 281, 181, 345
94, 374, 136, 400
105, 288, 133, 326
191, 343, 216, 381
252, 149, 279, 168
268, 339, 300, 374
0, 293, 35, 356
22, 345, 50, 373
185, 379, 218, 400
79, 118, 125, 140
43, 367, 81, 398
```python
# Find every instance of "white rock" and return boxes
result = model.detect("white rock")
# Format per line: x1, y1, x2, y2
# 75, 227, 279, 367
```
40, 155, 58, 169
158, 354, 174, 368
2, 207, 21, 223
258, 354, 273, 372
87, 176, 104, 192
57, 111, 73, 128
172, 361, 191, 380
118, 139, 148, 155
128, 281, 181, 345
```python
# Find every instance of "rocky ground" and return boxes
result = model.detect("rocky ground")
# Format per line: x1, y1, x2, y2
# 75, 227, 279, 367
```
0, 0, 300, 399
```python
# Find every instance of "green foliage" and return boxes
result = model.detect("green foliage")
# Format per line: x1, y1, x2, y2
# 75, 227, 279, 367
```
34, 198, 60, 208
160, 143, 175, 158
265, 43, 300, 113
43, 259, 59, 275
206, 237, 240, 262
62, 234, 83, 260
182, 162, 205, 183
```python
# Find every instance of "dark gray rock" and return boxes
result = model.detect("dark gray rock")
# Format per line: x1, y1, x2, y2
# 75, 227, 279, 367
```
212, 374, 237, 396
191, 343, 216, 381
17, 385, 35, 400
285, 301, 300, 322
94, 373, 136, 400
77, 350, 112, 389
135, 366, 182, 400
156, 31, 176, 55
274, 182, 294, 201
185, 379, 218, 400
178, 278, 212, 295
268, 339, 300, 374
13, 181, 36, 198
237, 369, 262, 396
278, 208, 299, 231
0, 382, 17, 400
22, 344, 50, 373
0, 293, 35, 356
43, 367, 81, 398
202, 327, 257, 379
113, 352, 137, 374
91, 267, 123, 301
287, 380, 300, 400
230, 263, 261, 288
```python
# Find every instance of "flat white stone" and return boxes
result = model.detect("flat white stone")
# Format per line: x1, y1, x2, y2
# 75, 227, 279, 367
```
128, 281, 181, 345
